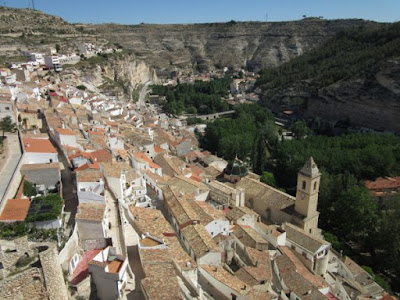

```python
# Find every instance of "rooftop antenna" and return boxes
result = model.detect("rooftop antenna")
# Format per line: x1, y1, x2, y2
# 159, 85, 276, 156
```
27, 0, 35, 10
265, 13, 268, 22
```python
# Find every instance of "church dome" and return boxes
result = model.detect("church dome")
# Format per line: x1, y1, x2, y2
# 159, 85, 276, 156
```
224, 158, 248, 177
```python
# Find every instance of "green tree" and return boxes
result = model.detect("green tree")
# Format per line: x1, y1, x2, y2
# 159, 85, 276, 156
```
333, 185, 378, 242
23, 181, 37, 197
55, 43, 61, 53
0, 116, 17, 138
260, 171, 277, 187
290, 121, 312, 139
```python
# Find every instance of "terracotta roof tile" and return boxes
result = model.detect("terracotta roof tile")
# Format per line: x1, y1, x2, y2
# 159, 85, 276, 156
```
0, 198, 30, 222
23, 138, 57, 153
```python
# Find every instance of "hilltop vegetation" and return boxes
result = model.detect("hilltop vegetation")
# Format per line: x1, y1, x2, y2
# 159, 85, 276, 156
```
257, 22, 400, 97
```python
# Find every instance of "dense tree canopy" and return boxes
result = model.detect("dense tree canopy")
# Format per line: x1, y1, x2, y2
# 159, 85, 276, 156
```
200, 104, 277, 163
151, 76, 232, 115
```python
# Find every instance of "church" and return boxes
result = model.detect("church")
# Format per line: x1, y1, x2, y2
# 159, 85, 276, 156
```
234, 157, 322, 236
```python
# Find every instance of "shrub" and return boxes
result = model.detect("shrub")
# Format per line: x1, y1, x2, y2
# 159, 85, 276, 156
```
23, 181, 36, 197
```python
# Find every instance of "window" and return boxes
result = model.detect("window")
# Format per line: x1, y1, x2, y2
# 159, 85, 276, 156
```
309, 228, 312, 234
302, 181, 306, 190
5, 107, 10, 111
314, 182, 317, 190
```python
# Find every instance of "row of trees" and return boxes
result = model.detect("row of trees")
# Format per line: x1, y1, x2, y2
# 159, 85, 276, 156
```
151, 76, 233, 115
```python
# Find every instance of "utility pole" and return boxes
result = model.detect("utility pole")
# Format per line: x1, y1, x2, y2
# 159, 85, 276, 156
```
266, 13, 268, 22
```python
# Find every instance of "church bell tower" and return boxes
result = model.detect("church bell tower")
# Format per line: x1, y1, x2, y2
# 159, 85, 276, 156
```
295, 157, 321, 235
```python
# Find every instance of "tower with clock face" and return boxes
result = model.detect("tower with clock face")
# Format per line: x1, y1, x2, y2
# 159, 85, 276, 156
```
295, 157, 321, 235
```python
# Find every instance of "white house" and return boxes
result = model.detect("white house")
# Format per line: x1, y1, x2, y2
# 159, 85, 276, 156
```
23, 138, 59, 164
55, 128, 80, 148
88, 246, 129, 300
44, 54, 62, 72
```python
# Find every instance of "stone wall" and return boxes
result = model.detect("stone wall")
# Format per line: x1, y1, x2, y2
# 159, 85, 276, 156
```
39, 246, 69, 300
0, 268, 49, 300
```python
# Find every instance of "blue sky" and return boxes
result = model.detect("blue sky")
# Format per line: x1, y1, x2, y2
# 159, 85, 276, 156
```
3, 0, 399, 24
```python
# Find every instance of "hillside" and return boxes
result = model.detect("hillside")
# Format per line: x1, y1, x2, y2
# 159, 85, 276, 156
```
257, 22, 400, 133
0, 7, 377, 70
90, 19, 373, 75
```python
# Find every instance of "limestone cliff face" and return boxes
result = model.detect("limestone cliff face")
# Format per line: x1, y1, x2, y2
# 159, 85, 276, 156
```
263, 59, 400, 133
91, 19, 372, 74
82, 56, 158, 88
60, 55, 157, 99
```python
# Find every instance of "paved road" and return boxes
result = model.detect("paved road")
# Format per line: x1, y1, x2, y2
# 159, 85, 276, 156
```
137, 81, 152, 107
0, 133, 22, 205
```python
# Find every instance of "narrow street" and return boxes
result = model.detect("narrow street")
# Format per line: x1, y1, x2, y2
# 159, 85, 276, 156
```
105, 189, 124, 255
54, 141, 78, 228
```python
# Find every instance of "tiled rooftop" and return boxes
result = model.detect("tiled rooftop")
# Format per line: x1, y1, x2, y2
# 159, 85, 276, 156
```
23, 138, 57, 153
0, 198, 30, 222
181, 224, 220, 259
76, 203, 105, 222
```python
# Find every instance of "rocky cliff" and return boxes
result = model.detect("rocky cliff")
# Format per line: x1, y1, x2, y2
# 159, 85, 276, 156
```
91, 19, 372, 75
60, 54, 158, 100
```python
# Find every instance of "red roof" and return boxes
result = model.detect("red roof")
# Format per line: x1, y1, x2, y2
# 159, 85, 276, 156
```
49, 91, 58, 97
134, 152, 161, 169
23, 138, 57, 153
56, 128, 75, 136
69, 249, 102, 285
59, 96, 68, 103
365, 177, 400, 190
0, 199, 30, 222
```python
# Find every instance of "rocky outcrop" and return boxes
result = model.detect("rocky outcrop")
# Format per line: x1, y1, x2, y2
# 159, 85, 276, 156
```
91, 19, 373, 74
60, 54, 157, 99
263, 59, 400, 133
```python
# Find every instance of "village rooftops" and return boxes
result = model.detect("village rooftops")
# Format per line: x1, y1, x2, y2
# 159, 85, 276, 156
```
163, 186, 200, 226
280, 246, 328, 289
181, 224, 220, 258
209, 180, 242, 195
129, 206, 175, 239
275, 252, 326, 300
20, 162, 60, 171
167, 175, 209, 195
133, 152, 161, 169
76, 169, 103, 183
56, 128, 76, 136
76, 203, 105, 222
236, 176, 295, 210
233, 224, 268, 245
283, 223, 330, 255
23, 138, 57, 153
141, 260, 183, 300
0, 198, 30, 222
101, 162, 132, 178
200, 264, 249, 295
189, 200, 227, 225
226, 206, 259, 222
365, 176, 400, 194
89, 247, 126, 274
